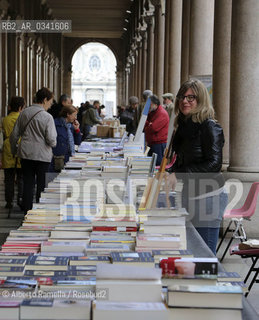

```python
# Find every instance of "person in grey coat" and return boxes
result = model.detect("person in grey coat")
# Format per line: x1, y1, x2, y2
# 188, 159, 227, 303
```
10, 87, 57, 214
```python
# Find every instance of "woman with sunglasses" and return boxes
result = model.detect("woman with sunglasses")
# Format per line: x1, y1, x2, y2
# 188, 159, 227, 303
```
167, 79, 228, 254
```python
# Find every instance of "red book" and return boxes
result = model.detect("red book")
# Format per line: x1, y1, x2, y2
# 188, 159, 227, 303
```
2, 242, 41, 247
92, 226, 137, 232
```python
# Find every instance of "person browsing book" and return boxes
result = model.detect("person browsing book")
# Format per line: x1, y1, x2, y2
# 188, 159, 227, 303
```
50, 105, 82, 172
144, 95, 169, 166
167, 79, 228, 254
10, 88, 57, 214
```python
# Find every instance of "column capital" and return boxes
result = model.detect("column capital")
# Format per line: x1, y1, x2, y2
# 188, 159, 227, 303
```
138, 17, 148, 37
54, 57, 60, 70
144, 0, 155, 20
49, 52, 55, 65
26, 34, 36, 48
150, 0, 165, 14
43, 45, 50, 60
130, 41, 137, 53
36, 37, 43, 48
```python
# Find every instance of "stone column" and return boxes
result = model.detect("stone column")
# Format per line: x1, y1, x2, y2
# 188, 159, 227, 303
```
133, 52, 138, 96
189, 0, 214, 76
16, 35, 24, 96
127, 53, 134, 99
0, 0, 9, 116
43, 46, 50, 88
116, 67, 121, 109
128, 67, 133, 99
181, 0, 190, 83
168, 0, 183, 96
1, 33, 8, 115
146, 19, 154, 91
125, 68, 130, 105
213, 0, 232, 165
163, 0, 171, 92
49, 53, 55, 92
0, 22, 2, 113
53, 57, 59, 99
141, 32, 147, 95
139, 14, 148, 96
228, 0, 259, 172
137, 40, 143, 99
30, 36, 36, 105
154, 4, 165, 99
24, 36, 32, 104
63, 65, 72, 97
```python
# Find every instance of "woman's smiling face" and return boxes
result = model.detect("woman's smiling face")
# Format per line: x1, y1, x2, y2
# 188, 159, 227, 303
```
179, 88, 197, 116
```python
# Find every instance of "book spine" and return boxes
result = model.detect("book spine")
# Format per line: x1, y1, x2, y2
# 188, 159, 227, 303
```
92, 226, 137, 232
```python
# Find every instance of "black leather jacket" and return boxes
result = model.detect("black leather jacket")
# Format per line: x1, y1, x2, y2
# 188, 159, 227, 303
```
169, 117, 225, 196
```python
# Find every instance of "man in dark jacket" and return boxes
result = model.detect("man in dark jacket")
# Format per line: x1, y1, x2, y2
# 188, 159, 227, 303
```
48, 94, 72, 119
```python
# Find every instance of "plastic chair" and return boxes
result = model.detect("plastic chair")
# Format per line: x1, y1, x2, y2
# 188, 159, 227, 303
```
155, 153, 177, 170
217, 182, 259, 262
230, 244, 259, 297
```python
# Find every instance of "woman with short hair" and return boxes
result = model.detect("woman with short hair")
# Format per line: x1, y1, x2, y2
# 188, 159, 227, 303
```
10, 87, 57, 214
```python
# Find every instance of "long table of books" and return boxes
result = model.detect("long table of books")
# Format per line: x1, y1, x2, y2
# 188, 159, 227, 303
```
0, 141, 258, 320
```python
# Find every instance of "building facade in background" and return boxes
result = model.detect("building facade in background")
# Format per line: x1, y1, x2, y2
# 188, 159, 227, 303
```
71, 43, 116, 117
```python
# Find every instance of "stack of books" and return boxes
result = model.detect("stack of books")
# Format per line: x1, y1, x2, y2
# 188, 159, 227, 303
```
160, 257, 218, 287
217, 271, 248, 293
49, 230, 90, 244
92, 217, 137, 235
93, 301, 168, 320
39, 191, 67, 205
90, 232, 135, 251
96, 264, 163, 302
167, 284, 243, 320
1, 240, 41, 254
136, 234, 182, 251
20, 299, 91, 320
70, 255, 110, 266
151, 249, 193, 264
123, 142, 145, 158
128, 156, 153, 175
110, 251, 155, 268
98, 204, 136, 218
41, 241, 88, 255
23, 209, 62, 226
101, 165, 128, 179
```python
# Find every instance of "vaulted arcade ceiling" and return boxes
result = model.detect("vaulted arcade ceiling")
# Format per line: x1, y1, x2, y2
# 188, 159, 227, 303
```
46, 0, 133, 38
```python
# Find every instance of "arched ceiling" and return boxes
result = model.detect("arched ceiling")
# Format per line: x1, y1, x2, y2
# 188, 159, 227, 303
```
46, 0, 133, 38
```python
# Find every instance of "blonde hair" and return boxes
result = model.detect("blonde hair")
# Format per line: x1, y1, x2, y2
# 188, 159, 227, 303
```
174, 79, 215, 127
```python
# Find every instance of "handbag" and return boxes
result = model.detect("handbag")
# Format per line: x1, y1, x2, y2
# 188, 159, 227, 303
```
53, 155, 65, 172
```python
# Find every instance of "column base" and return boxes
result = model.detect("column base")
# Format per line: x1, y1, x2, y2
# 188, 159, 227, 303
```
223, 171, 259, 183
227, 166, 259, 173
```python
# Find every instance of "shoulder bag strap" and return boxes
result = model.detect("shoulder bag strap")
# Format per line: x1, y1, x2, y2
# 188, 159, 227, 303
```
22, 110, 44, 136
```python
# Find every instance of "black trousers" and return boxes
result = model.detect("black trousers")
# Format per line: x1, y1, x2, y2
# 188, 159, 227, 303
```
21, 159, 50, 214
4, 168, 23, 204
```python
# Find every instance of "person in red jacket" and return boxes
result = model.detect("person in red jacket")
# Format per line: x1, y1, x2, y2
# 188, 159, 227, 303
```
144, 95, 169, 165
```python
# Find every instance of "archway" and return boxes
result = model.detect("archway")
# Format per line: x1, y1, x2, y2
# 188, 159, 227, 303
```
71, 42, 117, 117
